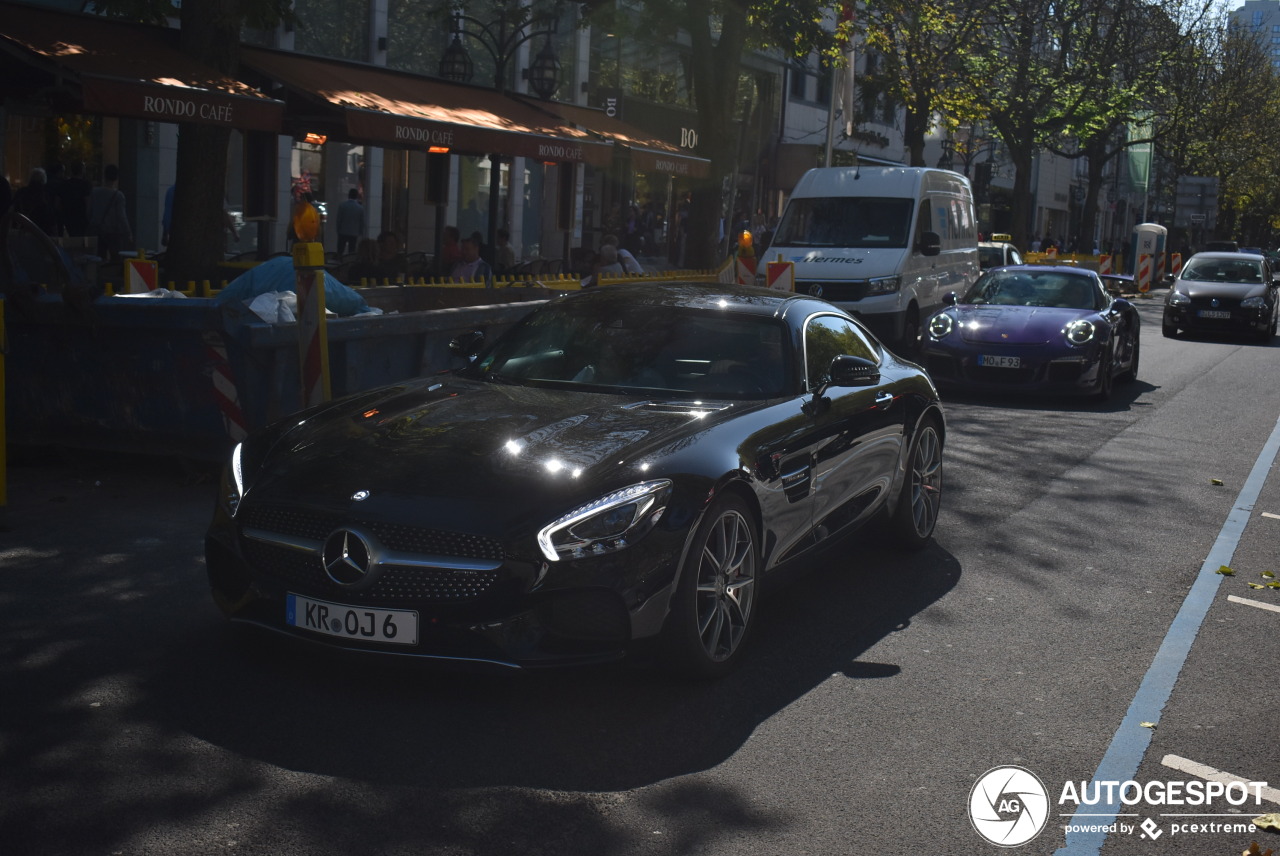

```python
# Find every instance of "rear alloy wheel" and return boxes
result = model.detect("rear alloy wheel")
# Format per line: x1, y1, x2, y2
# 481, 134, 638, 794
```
898, 310, 921, 359
891, 419, 943, 550
663, 494, 759, 678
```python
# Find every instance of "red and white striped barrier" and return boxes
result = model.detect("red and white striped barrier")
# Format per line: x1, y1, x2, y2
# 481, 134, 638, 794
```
1156, 252, 1166, 284
1098, 254, 1112, 275
735, 256, 757, 286
766, 261, 795, 292
1170, 253, 1183, 278
1137, 254, 1153, 293
203, 331, 247, 441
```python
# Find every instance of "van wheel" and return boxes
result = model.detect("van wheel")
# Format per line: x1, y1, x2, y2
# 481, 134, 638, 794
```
898, 311, 921, 358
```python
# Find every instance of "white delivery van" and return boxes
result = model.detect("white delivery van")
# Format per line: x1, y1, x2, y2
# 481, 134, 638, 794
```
760, 166, 980, 352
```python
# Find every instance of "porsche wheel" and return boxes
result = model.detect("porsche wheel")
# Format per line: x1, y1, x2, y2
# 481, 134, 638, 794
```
1118, 335, 1140, 383
1094, 347, 1114, 401
890, 417, 943, 550
663, 494, 759, 678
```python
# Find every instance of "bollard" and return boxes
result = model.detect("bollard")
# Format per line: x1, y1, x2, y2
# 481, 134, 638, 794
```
292, 242, 331, 408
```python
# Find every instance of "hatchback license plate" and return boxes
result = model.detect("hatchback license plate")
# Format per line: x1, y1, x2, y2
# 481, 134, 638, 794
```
978, 354, 1021, 368
287, 593, 418, 645
1198, 309, 1231, 319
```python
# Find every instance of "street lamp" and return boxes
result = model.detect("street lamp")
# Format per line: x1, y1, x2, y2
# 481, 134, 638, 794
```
437, 7, 563, 98
436, 4, 566, 260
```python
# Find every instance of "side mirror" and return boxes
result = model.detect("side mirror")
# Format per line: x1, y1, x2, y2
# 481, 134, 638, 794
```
943, 291, 959, 306
449, 330, 485, 358
917, 230, 942, 257
828, 354, 880, 387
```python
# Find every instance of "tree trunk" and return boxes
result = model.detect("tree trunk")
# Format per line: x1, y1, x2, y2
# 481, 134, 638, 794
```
166, 0, 242, 286
1007, 143, 1035, 252
681, 0, 747, 271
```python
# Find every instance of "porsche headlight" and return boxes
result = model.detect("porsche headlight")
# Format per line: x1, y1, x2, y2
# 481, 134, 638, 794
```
867, 275, 901, 296
1242, 296, 1267, 309
1169, 291, 1191, 306
538, 479, 672, 562
219, 442, 246, 516
929, 314, 954, 340
1065, 319, 1096, 345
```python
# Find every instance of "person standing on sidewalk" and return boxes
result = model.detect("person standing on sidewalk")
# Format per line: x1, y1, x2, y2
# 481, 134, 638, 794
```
335, 188, 364, 255
89, 164, 133, 261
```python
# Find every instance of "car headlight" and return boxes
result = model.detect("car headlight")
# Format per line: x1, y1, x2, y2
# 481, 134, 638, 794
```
867, 275, 901, 296
219, 442, 245, 516
537, 479, 672, 562
929, 313, 954, 340
1169, 291, 1191, 306
1242, 296, 1267, 309
1065, 319, 1096, 345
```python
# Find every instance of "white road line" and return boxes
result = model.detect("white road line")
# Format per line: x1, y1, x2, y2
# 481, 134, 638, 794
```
1160, 755, 1280, 805
1227, 594, 1280, 615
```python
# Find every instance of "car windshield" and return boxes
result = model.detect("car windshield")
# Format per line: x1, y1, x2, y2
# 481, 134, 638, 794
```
979, 246, 1005, 269
1181, 259, 1265, 284
460, 304, 791, 399
771, 197, 914, 248
962, 270, 1100, 310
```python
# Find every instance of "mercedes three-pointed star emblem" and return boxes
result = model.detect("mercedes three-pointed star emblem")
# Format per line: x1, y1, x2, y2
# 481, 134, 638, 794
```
321, 529, 374, 586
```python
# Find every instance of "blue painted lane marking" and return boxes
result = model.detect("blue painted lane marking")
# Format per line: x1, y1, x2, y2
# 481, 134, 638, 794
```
1054, 412, 1280, 856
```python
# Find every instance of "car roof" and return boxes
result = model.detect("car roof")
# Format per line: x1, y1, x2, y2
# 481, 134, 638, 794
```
983, 264, 1096, 277
1186, 252, 1266, 262
550, 281, 833, 320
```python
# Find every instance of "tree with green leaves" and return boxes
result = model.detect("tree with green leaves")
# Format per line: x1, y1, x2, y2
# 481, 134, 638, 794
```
577, 0, 839, 268
858, 0, 987, 167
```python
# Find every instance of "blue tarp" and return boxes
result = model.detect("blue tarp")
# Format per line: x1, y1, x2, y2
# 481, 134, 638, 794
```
214, 256, 371, 316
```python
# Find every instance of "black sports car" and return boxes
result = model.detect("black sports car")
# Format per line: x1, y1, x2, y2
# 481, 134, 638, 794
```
206, 283, 945, 676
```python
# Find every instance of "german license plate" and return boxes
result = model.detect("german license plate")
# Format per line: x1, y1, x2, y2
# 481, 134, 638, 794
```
286, 593, 418, 645
978, 354, 1021, 368
1198, 309, 1231, 319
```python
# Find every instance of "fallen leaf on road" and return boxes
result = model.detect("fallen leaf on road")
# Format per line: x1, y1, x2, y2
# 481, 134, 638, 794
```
1268, 581, 1280, 589
1243, 842, 1274, 856
1211, 478, 1225, 485
1248, 582, 1265, 589
1140, 721, 1157, 729
1262, 571, 1276, 579
1254, 814, 1280, 833
1217, 566, 1235, 576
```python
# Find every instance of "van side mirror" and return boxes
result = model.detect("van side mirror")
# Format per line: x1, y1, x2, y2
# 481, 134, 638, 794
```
917, 230, 941, 257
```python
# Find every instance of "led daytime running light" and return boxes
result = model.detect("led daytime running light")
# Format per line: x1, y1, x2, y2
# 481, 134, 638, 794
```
537, 479, 671, 562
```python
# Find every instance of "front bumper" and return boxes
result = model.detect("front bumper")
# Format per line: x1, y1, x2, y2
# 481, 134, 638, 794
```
1164, 305, 1270, 337
205, 504, 686, 669
921, 343, 1103, 394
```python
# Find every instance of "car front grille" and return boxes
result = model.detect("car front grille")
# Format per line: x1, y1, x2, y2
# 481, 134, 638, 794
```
243, 540, 502, 605
795, 280, 869, 302
241, 503, 504, 560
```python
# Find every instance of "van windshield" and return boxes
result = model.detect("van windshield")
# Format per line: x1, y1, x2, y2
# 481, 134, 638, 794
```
772, 197, 914, 248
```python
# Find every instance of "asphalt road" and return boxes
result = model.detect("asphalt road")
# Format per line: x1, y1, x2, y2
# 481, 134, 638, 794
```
1, 292, 1278, 856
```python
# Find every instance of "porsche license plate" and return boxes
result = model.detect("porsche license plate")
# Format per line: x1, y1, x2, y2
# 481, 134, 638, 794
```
1197, 309, 1231, 319
286, 593, 418, 645
978, 354, 1021, 368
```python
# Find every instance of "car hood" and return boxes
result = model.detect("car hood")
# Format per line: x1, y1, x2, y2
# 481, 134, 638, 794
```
950, 305, 1087, 345
241, 377, 747, 530
1173, 280, 1268, 301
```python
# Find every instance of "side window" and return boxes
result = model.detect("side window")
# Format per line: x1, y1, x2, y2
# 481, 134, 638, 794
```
804, 314, 878, 389
915, 202, 933, 254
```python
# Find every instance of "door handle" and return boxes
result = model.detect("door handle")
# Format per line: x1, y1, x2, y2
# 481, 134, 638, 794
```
875, 392, 894, 408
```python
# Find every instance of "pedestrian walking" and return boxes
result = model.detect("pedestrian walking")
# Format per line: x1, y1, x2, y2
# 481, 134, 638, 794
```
89, 165, 133, 261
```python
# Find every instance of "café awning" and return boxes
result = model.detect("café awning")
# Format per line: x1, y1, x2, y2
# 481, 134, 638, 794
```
239, 46, 615, 168
0, 2, 284, 132
518, 98, 711, 179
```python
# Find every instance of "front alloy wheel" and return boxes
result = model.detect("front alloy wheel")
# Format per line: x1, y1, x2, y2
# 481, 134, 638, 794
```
891, 419, 943, 550
663, 495, 759, 677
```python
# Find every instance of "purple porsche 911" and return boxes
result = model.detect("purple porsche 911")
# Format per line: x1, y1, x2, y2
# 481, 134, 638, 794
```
920, 265, 1140, 400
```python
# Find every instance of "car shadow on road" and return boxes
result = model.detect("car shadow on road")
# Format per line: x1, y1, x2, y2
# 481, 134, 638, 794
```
938, 378, 1160, 413
152, 537, 960, 793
